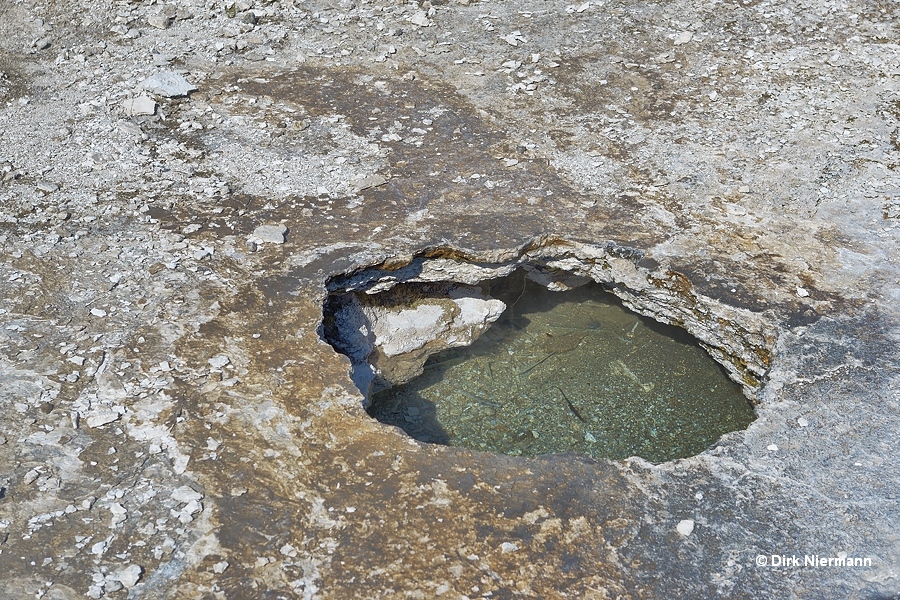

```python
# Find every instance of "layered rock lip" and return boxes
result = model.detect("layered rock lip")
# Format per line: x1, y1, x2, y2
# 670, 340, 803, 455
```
323, 237, 780, 401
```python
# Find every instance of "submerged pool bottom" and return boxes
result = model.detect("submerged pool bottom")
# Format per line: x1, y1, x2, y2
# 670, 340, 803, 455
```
366, 273, 756, 463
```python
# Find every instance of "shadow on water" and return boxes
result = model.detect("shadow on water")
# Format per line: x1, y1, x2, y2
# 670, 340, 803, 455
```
365, 269, 756, 463
366, 370, 452, 446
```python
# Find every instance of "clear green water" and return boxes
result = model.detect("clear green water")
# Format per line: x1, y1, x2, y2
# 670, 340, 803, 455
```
367, 273, 755, 463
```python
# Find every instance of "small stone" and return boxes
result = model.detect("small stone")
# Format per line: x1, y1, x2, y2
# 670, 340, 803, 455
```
86, 409, 122, 428
208, 354, 230, 369
212, 561, 229, 574
178, 498, 203, 523
109, 502, 127, 526
34, 37, 51, 50
583, 431, 597, 443
23, 469, 40, 485
408, 11, 432, 27
114, 564, 143, 588
673, 31, 693, 45
238, 11, 258, 25
797, 416, 809, 427
676, 519, 695, 536
500, 542, 519, 553
36, 180, 59, 193
280, 543, 297, 557
500, 32, 522, 46
90, 308, 107, 318
796, 286, 809, 298
147, 12, 173, 29
123, 95, 156, 116
351, 173, 388, 191
767, 444, 779, 452
139, 71, 197, 98
738, 185, 751, 194
252, 223, 288, 244
91, 540, 108, 555
171, 485, 203, 504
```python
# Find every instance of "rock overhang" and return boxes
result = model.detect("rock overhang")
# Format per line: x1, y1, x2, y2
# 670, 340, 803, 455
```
320, 237, 781, 400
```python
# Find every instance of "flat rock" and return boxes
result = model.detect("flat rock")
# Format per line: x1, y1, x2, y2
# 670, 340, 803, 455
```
36, 180, 58, 193
123, 95, 156, 116
351, 173, 388, 191
251, 223, 288, 244
171, 485, 204, 504
113, 564, 143, 588
676, 519, 695, 536
139, 71, 197, 98
85, 409, 122, 428
147, 13, 173, 29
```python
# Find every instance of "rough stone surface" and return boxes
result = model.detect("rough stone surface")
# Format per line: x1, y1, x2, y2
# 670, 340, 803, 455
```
328, 283, 506, 395
251, 223, 288, 244
122, 95, 156, 117
138, 71, 196, 98
0, 0, 898, 598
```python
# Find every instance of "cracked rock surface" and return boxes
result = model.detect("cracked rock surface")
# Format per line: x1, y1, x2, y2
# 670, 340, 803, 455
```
0, 0, 898, 598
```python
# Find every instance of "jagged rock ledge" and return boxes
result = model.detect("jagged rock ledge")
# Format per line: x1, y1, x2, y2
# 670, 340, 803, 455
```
323, 237, 778, 401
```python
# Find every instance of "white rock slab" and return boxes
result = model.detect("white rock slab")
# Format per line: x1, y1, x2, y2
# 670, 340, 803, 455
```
139, 71, 197, 97
252, 223, 288, 244
676, 519, 695, 536
122, 95, 156, 116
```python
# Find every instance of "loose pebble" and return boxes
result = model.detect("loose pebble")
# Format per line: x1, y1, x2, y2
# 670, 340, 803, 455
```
123, 95, 156, 116
408, 11, 432, 27
676, 519, 695, 536
500, 542, 519, 553
208, 354, 230, 369
86, 409, 122, 428
171, 485, 204, 504
114, 564, 144, 588
139, 71, 197, 97
673, 31, 693, 45
352, 173, 388, 191
252, 223, 288, 244
36, 180, 59, 193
